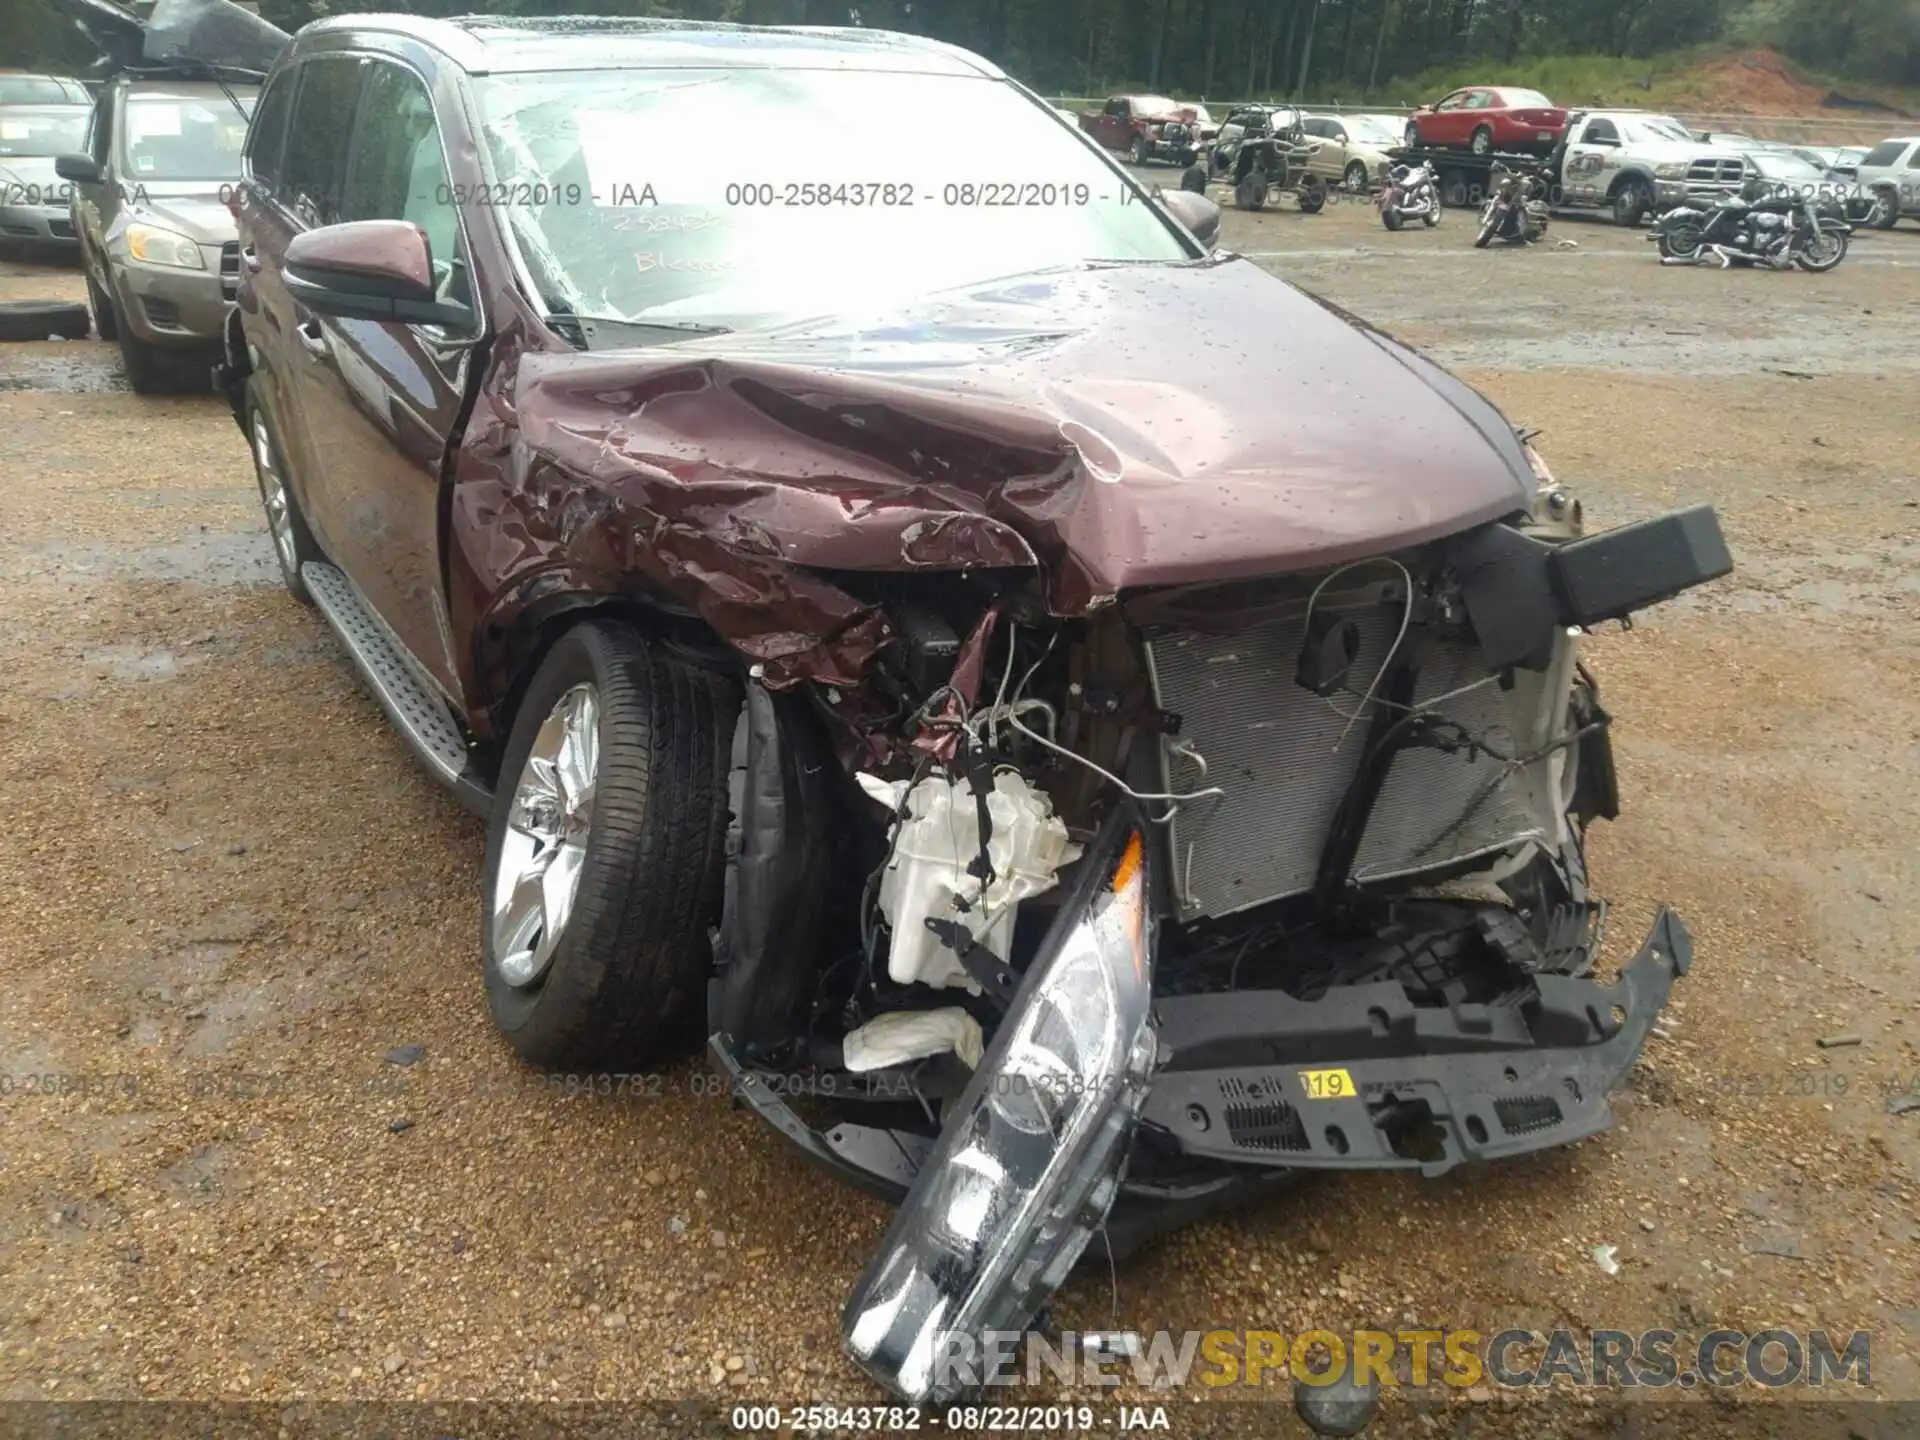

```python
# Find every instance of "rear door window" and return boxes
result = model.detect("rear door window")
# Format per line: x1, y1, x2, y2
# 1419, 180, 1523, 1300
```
281, 56, 365, 227
1859, 141, 1905, 166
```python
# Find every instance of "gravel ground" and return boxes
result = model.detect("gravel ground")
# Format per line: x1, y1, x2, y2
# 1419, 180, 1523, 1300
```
1, 184, 1916, 1439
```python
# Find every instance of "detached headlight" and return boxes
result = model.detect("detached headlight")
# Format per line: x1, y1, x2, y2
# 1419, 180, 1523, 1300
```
843, 822, 1158, 1404
1653, 163, 1688, 181
126, 222, 205, 270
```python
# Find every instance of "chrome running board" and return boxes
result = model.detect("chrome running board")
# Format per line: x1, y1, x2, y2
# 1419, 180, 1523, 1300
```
302, 561, 492, 818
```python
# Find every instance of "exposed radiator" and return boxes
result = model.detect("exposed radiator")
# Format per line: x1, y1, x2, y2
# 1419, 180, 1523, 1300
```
1146, 601, 1554, 921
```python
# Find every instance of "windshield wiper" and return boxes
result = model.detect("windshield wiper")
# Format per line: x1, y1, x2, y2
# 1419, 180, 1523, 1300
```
573, 316, 734, 350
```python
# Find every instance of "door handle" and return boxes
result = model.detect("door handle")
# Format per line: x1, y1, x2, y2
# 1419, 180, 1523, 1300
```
241, 244, 261, 272
295, 318, 328, 356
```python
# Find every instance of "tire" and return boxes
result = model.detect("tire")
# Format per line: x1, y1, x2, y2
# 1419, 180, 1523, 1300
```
1296, 179, 1327, 214
1794, 227, 1848, 273
1403, 121, 1420, 148
1179, 163, 1208, 194
1343, 161, 1370, 193
1656, 223, 1705, 261
114, 326, 176, 397
1129, 135, 1150, 166
86, 268, 118, 342
245, 386, 319, 604
1869, 188, 1898, 229
1381, 204, 1403, 231
1610, 177, 1651, 227
1235, 167, 1268, 211
0, 299, 90, 342
483, 622, 737, 1071
1469, 125, 1493, 157
1422, 204, 1440, 227
1475, 204, 1498, 247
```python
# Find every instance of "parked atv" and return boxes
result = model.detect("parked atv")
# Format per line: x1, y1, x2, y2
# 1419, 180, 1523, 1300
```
1231, 134, 1330, 213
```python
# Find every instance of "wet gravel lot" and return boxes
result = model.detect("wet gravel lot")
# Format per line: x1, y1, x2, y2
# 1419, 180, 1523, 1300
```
2, 189, 1917, 1438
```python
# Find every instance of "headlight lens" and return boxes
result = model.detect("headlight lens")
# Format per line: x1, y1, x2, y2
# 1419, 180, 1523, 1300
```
1653, 163, 1687, 180
842, 825, 1157, 1404
126, 223, 205, 269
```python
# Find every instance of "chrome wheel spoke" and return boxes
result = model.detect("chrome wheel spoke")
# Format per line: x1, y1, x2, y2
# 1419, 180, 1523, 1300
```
491, 682, 601, 989
492, 830, 554, 987
556, 688, 598, 814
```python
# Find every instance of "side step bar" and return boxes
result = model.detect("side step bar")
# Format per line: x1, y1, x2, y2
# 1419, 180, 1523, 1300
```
302, 561, 493, 819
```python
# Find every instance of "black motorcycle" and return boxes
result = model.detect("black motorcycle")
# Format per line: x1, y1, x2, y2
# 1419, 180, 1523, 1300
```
1648, 184, 1850, 272
1475, 163, 1550, 247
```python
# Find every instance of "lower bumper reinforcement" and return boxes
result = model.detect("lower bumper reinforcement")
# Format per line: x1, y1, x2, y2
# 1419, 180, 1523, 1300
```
1137, 906, 1691, 1175
714, 905, 1689, 1199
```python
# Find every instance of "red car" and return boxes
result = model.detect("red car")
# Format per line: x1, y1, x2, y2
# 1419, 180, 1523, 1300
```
1404, 86, 1567, 157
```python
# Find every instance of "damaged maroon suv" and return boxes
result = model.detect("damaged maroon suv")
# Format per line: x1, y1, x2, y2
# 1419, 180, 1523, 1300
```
218, 9, 1732, 1404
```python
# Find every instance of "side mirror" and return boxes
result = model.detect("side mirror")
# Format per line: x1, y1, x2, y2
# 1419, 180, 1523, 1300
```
55, 153, 104, 185
283, 219, 470, 327
1159, 187, 1221, 246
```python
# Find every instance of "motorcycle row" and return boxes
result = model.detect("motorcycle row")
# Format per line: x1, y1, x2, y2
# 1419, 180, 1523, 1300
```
1367, 160, 1851, 270
1371, 159, 1550, 245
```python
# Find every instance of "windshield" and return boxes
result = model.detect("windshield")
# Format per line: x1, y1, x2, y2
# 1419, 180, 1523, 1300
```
1626, 116, 1694, 143
121, 93, 255, 182
0, 77, 85, 105
473, 67, 1190, 334
0, 106, 89, 158
1347, 115, 1403, 144
1503, 89, 1555, 109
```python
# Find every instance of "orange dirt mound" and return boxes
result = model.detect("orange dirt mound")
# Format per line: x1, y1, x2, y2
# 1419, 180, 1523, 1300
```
1681, 48, 1847, 116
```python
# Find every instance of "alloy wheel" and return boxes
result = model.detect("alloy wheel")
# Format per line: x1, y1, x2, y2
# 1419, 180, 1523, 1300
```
252, 415, 298, 577
491, 683, 600, 989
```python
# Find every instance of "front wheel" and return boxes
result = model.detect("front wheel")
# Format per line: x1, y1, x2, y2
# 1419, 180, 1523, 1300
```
1794, 227, 1848, 272
85, 267, 118, 342
1656, 223, 1705, 261
483, 621, 737, 1070
1129, 135, 1150, 166
1296, 179, 1327, 214
1235, 167, 1269, 211
1403, 121, 1420, 148
246, 389, 319, 604
1611, 178, 1651, 227
1476, 203, 1499, 247
1422, 203, 1440, 227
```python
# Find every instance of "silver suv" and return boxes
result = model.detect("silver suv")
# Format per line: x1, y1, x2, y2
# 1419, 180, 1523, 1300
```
56, 75, 257, 391
1848, 136, 1920, 228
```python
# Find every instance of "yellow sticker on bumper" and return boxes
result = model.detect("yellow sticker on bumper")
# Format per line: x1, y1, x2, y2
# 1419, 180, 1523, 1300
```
1299, 1067, 1356, 1100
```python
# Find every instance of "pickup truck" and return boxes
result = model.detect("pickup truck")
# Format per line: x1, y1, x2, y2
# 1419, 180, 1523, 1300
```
1079, 94, 1215, 167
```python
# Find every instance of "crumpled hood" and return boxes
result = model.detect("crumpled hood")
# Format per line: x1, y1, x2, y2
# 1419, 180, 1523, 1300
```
509, 256, 1533, 631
